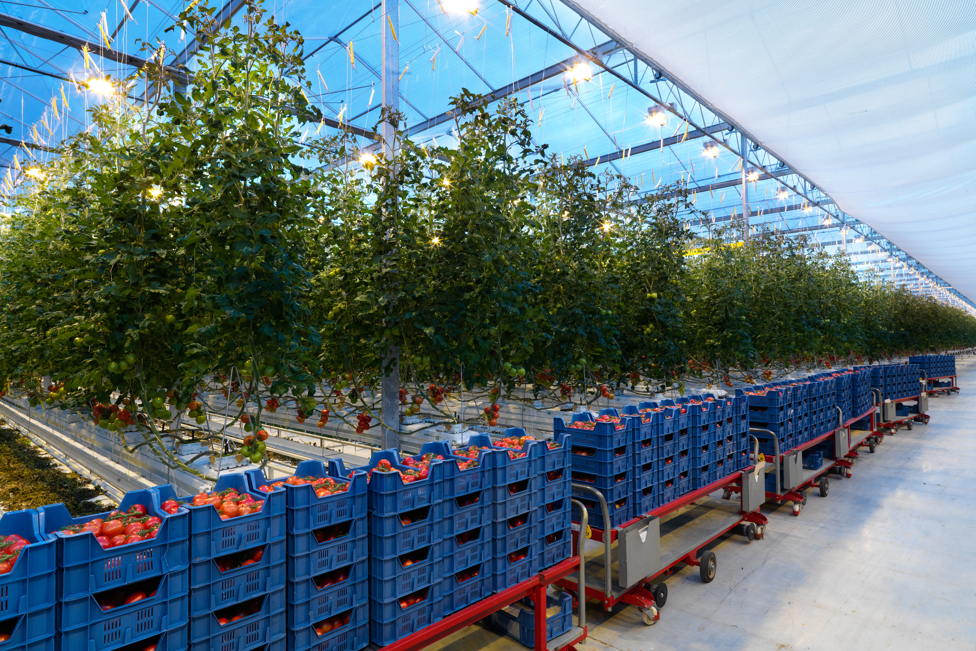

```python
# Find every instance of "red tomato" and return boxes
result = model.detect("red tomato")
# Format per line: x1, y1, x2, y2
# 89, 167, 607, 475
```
101, 520, 124, 538
218, 617, 230, 626
124, 592, 147, 605
222, 503, 241, 519
128, 504, 148, 517
124, 522, 144, 536
143, 646, 157, 651
96, 536, 111, 548
0, 562, 12, 575
110, 535, 127, 547
144, 516, 162, 528
0, 633, 11, 642
124, 535, 143, 545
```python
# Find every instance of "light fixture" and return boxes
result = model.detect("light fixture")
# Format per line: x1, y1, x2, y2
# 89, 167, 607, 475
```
601, 221, 612, 232
358, 152, 377, 168
86, 77, 115, 97
647, 104, 668, 127
702, 144, 720, 159
746, 168, 760, 182
565, 61, 592, 84
442, 178, 450, 187
777, 189, 789, 200
443, 0, 478, 15
431, 236, 441, 246
24, 166, 45, 180
148, 185, 163, 199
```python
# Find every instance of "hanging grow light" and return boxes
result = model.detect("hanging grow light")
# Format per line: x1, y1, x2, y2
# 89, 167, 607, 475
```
86, 77, 115, 97
647, 104, 668, 127
702, 143, 720, 159
565, 61, 592, 84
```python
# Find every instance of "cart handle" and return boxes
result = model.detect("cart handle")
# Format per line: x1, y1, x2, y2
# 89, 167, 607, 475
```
749, 434, 762, 478
871, 387, 883, 407
749, 428, 780, 496
570, 483, 612, 600
569, 498, 588, 633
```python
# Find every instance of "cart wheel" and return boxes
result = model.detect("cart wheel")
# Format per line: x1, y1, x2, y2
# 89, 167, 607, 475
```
819, 477, 829, 497
745, 523, 756, 542
868, 438, 876, 453
792, 502, 802, 516
907, 420, 913, 431
722, 489, 731, 500
640, 606, 659, 626
756, 524, 766, 540
845, 467, 852, 479
699, 551, 717, 583
652, 583, 668, 608
923, 416, 930, 424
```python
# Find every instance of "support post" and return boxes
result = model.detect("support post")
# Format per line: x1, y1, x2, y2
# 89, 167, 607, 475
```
740, 134, 749, 241
380, 0, 400, 451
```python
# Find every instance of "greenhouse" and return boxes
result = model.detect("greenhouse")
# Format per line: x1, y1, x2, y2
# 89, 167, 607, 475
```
0, 1, 973, 650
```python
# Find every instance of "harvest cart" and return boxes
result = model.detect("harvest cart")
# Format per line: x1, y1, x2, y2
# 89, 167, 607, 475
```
875, 387, 930, 432
556, 439, 767, 626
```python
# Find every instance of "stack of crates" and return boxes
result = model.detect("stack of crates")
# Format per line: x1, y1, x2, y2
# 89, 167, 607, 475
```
467, 431, 550, 592
740, 385, 796, 456
692, 397, 726, 490
38, 489, 190, 651
245, 461, 368, 651
729, 395, 751, 472
831, 371, 854, 423
535, 434, 571, 572
0, 509, 56, 651
850, 367, 873, 420
867, 364, 922, 401
558, 411, 634, 530
811, 374, 837, 437
622, 403, 680, 514
407, 442, 492, 615
910, 354, 955, 379
153, 475, 285, 651
327, 451, 445, 647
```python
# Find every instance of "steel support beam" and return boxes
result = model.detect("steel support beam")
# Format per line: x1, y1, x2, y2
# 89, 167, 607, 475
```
380, 0, 399, 451
580, 122, 729, 168
0, 135, 55, 152
0, 12, 189, 85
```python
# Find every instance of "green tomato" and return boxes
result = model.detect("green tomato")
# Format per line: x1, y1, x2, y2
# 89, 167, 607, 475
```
195, 414, 207, 424
249, 452, 263, 463
74, 337, 84, 347
125, 353, 136, 365
244, 423, 252, 432
263, 367, 274, 377
118, 361, 129, 371
256, 441, 266, 453
165, 315, 176, 324
108, 362, 119, 373
98, 419, 109, 428
107, 422, 117, 431
243, 360, 252, 370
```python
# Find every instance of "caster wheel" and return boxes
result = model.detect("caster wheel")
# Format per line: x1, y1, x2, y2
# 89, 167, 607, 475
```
756, 524, 766, 540
699, 551, 717, 583
745, 523, 756, 542
641, 606, 659, 626
792, 503, 802, 516
819, 477, 829, 497
923, 417, 930, 424
868, 438, 876, 453
907, 421, 913, 431
845, 467, 852, 479
652, 583, 668, 608
722, 489, 731, 500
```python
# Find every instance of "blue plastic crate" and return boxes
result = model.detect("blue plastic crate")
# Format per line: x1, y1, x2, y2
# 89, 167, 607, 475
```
367, 502, 443, 558
676, 397, 721, 426
676, 450, 692, 473
153, 476, 285, 563
491, 546, 539, 593
570, 469, 630, 490
286, 558, 366, 605
188, 557, 284, 618
442, 491, 490, 532
572, 496, 631, 530
441, 564, 491, 615
488, 591, 572, 648
441, 530, 491, 578
5, 635, 53, 651
37, 489, 188, 601
368, 543, 442, 601
189, 587, 284, 644
803, 450, 824, 470
405, 442, 485, 498
658, 433, 677, 458
541, 469, 570, 503
369, 581, 443, 623
492, 516, 540, 557
59, 593, 187, 651
553, 414, 632, 449
369, 594, 444, 646
59, 566, 189, 630
328, 450, 445, 517
286, 604, 367, 651
634, 466, 655, 491
571, 479, 632, 504
0, 509, 57, 617
0, 604, 54, 648
633, 440, 657, 466
634, 485, 659, 515
487, 475, 541, 521
188, 607, 285, 651
539, 530, 571, 570
658, 453, 679, 479
287, 520, 368, 582
244, 461, 367, 535
568, 442, 630, 464
288, 577, 368, 631
190, 540, 286, 590
569, 450, 630, 476
538, 499, 570, 537
465, 432, 545, 485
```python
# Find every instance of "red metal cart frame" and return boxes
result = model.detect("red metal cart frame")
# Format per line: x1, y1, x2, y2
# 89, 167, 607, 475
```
923, 375, 960, 396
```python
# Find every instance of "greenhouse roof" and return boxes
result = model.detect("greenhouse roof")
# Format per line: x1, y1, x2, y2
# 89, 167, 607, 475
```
0, 0, 973, 312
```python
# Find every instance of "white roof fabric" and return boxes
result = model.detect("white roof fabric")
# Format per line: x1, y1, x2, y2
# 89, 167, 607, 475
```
570, 0, 976, 302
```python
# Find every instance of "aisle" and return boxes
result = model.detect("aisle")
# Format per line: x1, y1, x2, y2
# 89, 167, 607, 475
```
577, 358, 976, 650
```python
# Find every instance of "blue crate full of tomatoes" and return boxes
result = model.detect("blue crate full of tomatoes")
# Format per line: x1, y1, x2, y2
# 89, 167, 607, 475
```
0, 509, 57, 651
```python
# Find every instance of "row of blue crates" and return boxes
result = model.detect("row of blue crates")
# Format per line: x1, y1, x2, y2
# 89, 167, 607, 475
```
858, 363, 922, 401
909, 355, 956, 379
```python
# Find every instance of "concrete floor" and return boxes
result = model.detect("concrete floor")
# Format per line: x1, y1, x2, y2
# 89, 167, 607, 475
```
436, 357, 976, 651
